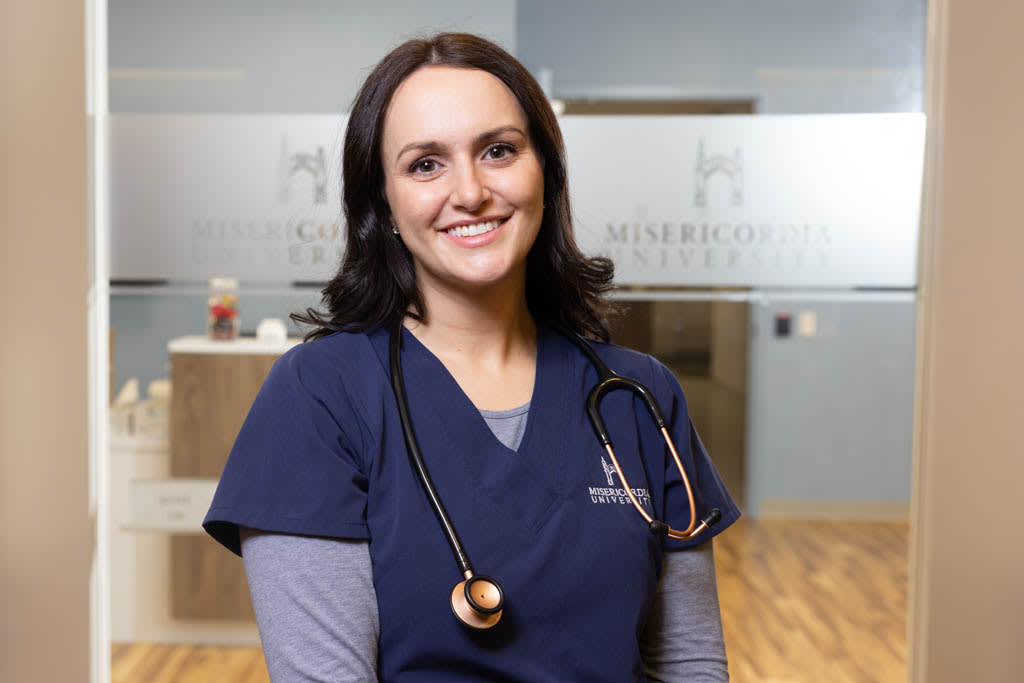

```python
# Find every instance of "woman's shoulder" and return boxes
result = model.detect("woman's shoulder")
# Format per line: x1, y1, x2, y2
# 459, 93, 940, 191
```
566, 334, 685, 409
277, 328, 381, 376
264, 328, 389, 411
582, 336, 670, 383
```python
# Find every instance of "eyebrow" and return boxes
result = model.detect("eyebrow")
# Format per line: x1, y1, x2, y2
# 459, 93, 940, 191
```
394, 125, 528, 164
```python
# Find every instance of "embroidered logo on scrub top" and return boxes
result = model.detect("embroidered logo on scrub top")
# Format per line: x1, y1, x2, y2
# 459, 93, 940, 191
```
601, 457, 617, 485
588, 457, 652, 507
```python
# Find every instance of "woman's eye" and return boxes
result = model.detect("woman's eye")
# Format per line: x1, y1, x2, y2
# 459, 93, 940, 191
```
410, 159, 438, 174
486, 143, 515, 160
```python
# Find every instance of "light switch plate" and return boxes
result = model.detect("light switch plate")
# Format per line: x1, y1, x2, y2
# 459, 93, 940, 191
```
797, 311, 818, 337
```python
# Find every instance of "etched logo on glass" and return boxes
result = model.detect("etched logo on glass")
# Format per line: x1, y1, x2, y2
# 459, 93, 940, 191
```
694, 138, 743, 208
278, 137, 328, 205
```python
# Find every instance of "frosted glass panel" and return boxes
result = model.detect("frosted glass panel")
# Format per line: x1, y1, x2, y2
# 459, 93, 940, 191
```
111, 113, 924, 287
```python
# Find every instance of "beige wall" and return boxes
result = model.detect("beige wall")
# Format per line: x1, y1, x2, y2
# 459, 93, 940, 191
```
0, 0, 93, 681
909, 1, 1024, 681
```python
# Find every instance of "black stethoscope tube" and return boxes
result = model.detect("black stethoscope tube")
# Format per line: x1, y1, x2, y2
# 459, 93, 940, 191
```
555, 325, 669, 445
389, 321, 475, 577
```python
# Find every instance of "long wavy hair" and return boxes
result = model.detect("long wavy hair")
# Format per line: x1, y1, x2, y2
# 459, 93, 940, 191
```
291, 32, 615, 342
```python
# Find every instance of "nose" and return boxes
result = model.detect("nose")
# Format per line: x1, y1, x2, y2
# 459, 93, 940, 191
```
450, 162, 491, 212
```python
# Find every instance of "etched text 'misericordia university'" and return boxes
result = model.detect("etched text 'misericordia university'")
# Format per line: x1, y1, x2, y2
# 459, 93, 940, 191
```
593, 221, 833, 271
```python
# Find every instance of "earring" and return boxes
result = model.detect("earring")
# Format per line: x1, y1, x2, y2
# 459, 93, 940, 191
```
392, 225, 400, 235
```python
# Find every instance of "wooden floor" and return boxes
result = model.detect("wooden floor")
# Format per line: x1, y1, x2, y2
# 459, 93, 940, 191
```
111, 643, 270, 683
112, 518, 908, 682
718, 519, 908, 683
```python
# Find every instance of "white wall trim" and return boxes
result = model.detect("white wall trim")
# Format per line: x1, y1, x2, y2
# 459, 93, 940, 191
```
907, 0, 950, 680
87, 0, 111, 680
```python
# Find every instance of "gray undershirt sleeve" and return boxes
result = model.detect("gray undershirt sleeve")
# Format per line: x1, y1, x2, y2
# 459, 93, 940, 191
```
641, 543, 730, 682
240, 528, 380, 682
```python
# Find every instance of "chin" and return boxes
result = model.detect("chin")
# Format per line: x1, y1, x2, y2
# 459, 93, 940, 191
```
447, 259, 523, 286
457, 273, 516, 290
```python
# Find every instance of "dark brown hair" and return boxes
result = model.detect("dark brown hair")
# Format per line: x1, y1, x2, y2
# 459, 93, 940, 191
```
291, 32, 615, 341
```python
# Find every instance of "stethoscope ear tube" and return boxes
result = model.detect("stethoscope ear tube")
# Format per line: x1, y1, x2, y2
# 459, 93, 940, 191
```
586, 375, 667, 444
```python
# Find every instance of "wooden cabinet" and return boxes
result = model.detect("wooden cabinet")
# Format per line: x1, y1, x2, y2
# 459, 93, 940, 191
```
168, 336, 298, 620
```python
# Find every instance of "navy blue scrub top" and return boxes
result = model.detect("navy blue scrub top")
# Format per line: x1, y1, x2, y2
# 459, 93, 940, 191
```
204, 324, 740, 682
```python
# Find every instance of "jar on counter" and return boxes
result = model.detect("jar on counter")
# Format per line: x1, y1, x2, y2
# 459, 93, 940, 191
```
207, 277, 240, 340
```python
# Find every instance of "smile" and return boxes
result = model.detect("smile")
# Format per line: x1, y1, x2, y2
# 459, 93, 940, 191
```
444, 219, 504, 238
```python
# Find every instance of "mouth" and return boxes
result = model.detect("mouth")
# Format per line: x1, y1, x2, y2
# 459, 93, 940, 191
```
440, 216, 510, 238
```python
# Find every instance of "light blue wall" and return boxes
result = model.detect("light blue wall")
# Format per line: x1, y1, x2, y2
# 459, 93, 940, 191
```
745, 295, 916, 512
516, 0, 925, 112
110, 1, 926, 114
109, 0, 517, 113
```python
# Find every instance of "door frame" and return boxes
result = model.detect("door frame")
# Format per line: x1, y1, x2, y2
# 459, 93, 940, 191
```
86, 0, 111, 680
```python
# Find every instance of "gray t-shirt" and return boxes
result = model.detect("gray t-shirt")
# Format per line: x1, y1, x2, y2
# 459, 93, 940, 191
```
240, 404, 728, 681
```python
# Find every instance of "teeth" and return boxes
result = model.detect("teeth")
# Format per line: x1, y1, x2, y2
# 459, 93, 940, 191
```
446, 219, 501, 237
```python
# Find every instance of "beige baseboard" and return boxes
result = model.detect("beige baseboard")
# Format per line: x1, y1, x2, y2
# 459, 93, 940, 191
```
757, 499, 910, 521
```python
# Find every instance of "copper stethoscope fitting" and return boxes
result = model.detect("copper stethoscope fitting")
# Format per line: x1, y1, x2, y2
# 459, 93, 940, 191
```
388, 319, 720, 630
450, 572, 504, 629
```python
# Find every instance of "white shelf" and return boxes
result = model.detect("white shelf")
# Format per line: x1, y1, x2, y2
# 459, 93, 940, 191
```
167, 334, 301, 355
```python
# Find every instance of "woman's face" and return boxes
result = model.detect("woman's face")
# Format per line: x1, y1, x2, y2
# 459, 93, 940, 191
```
380, 66, 545, 299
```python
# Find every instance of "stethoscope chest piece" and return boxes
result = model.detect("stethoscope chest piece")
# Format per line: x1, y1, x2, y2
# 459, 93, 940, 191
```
450, 574, 504, 630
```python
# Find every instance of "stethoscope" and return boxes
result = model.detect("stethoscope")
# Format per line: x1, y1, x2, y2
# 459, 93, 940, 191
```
388, 319, 722, 630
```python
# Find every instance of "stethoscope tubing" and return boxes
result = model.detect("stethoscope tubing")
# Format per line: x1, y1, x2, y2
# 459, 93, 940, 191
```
389, 321, 475, 577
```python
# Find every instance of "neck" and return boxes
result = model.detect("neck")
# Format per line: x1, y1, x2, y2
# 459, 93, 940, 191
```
405, 276, 537, 365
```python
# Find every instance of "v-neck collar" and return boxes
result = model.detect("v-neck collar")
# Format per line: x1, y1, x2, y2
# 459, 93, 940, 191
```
396, 323, 545, 456
372, 322, 574, 507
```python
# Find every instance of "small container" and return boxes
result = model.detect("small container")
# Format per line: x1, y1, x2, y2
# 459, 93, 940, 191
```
135, 379, 171, 443
207, 277, 240, 340
256, 317, 288, 344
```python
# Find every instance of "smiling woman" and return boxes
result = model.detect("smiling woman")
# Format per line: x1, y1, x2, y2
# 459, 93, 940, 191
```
202, 32, 739, 682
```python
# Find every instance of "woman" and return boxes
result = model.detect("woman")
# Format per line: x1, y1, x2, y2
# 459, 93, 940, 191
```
204, 32, 739, 682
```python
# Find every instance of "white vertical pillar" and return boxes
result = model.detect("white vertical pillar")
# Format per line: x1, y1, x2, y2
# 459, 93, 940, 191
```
86, 0, 110, 680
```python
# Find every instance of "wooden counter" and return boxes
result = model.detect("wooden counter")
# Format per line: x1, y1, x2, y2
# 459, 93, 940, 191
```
169, 335, 300, 621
